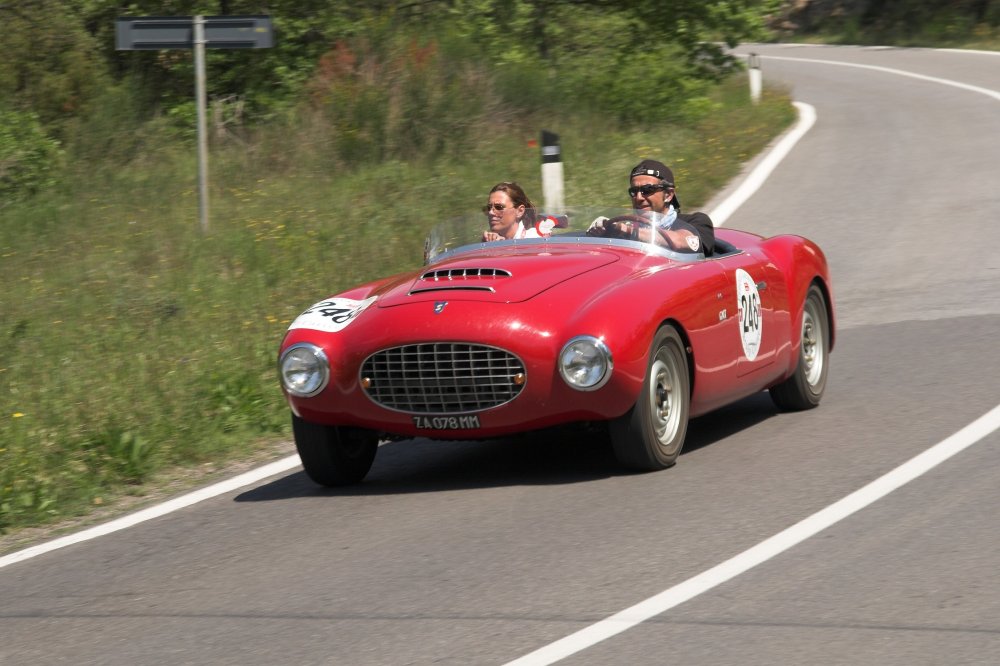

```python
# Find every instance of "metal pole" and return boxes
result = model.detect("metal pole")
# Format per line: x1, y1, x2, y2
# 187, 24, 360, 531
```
194, 15, 209, 231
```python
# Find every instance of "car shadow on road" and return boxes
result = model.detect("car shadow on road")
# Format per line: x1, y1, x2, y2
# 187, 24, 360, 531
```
235, 391, 778, 502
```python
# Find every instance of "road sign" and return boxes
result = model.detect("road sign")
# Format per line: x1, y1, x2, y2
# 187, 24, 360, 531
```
115, 16, 273, 50
115, 15, 274, 231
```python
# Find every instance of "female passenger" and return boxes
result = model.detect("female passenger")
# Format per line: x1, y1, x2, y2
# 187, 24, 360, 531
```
482, 182, 538, 241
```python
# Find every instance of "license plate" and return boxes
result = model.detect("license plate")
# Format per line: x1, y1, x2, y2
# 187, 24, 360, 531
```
412, 415, 481, 430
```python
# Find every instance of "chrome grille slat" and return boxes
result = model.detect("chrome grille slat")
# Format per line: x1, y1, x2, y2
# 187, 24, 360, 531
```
409, 286, 496, 294
361, 343, 525, 413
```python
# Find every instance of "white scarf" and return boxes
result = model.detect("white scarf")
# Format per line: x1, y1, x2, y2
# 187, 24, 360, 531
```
653, 206, 678, 229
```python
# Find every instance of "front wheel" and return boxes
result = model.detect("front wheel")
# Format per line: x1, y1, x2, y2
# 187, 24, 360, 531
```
610, 326, 690, 471
769, 284, 830, 411
292, 415, 378, 486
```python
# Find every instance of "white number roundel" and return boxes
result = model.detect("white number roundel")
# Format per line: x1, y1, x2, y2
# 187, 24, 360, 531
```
736, 269, 762, 361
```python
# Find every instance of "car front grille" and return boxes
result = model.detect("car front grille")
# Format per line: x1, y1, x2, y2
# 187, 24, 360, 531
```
360, 343, 526, 413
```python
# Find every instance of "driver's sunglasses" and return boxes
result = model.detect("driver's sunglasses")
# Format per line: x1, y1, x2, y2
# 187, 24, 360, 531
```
483, 202, 507, 212
628, 184, 667, 198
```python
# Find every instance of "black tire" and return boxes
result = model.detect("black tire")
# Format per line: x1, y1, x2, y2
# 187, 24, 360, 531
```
292, 415, 378, 486
769, 284, 830, 411
610, 326, 690, 471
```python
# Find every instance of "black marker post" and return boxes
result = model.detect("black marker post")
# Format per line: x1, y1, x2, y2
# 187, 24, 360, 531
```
540, 130, 564, 214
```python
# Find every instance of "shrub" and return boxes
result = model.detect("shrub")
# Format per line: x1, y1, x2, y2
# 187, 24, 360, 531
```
300, 36, 512, 168
0, 108, 61, 207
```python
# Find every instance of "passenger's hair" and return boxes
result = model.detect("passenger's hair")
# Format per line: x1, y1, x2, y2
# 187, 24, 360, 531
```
489, 181, 536, 225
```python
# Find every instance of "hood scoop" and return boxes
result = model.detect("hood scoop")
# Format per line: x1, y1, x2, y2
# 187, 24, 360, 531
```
376, 249, 620, 306
409, 267, 511, 294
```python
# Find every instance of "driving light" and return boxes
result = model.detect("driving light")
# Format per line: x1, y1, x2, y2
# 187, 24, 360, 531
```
279, 343, 330, 397
558, 336, 612, 391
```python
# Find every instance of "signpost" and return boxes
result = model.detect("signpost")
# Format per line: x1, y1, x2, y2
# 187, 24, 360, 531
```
115, 16, 274, 231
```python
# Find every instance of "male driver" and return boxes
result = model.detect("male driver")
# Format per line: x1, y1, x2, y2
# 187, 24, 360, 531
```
591, 159, 715, 256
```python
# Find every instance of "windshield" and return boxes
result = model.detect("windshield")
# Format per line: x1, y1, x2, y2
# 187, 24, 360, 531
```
423, 206, 705, 265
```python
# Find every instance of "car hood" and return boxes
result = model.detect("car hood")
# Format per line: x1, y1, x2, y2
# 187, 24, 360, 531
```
376, 247, 621, 306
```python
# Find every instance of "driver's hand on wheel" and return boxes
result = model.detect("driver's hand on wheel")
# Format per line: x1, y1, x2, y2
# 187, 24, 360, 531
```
586, 216, 610, 236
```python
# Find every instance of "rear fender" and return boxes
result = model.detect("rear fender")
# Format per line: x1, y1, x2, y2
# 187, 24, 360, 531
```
760, 236, 836, 376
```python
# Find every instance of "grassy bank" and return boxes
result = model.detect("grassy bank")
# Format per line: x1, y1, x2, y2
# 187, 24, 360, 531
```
0, 75, 795, 540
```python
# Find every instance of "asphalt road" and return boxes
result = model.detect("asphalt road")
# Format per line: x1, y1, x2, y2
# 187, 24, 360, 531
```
3, 44, 1000, 665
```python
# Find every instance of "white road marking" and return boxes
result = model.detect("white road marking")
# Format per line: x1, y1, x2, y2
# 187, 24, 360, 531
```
0, 455, 301, 570
712, 48, 1000, 223
761, 54, 1000, 103
503, 48, 1000, 665
932, 48, 1000, 57
504, 404, 1000, 666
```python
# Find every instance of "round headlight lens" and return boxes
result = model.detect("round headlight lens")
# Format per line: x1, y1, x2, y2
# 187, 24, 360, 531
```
558, 336, 612, 391
279, 343, 330, 397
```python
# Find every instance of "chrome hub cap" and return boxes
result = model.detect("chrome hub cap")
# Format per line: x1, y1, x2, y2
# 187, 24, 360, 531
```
650, 356, 681, 444
801, 299, 824, 387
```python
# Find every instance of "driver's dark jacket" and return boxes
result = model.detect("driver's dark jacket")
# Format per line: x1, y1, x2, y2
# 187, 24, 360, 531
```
671, 211, 715, 256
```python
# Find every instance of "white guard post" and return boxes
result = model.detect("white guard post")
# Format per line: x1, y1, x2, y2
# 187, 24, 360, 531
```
540, 130, 564, 214
748, 53, 762, 104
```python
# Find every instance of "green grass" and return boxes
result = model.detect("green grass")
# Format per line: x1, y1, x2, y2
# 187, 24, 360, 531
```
0, 76, 794, 538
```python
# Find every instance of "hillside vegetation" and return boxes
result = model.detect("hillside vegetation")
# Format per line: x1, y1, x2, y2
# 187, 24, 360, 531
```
771, 0, 1000, 47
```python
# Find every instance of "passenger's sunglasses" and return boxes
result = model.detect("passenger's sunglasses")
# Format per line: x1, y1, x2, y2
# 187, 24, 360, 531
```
628, 184, 668, 198
483, 202, 507, 212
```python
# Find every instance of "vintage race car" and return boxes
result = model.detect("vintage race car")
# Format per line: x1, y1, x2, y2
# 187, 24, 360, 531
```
278, 207, 834, 486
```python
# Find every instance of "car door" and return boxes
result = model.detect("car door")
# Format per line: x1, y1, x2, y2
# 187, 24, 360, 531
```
711, 248, 786, 378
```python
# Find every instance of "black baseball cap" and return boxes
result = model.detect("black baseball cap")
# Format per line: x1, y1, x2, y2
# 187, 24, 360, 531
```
629, 159, 680, 209
629, 159, 674, 186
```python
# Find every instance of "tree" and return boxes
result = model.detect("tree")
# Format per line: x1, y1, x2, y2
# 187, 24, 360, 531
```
0, 0, 109, 137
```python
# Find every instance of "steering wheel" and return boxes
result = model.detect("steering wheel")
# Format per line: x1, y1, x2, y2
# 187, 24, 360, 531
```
605, 214, 680, 249
602, 214, 646, 239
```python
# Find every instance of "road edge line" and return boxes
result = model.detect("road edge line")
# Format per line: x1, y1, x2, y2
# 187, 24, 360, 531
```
0, 454, 301, 570
709, 101, 816, 227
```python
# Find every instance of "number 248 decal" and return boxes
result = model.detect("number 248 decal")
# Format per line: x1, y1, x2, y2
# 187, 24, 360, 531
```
288, 296, 377, 333
735, 269, 762, 361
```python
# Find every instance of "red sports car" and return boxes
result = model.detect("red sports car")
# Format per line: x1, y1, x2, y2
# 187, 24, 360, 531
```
278, 207, 834, 485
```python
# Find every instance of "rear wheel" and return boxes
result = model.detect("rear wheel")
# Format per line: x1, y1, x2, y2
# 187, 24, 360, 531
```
769, 284, 830, 411
292, 415, 378, 486
610, 326, 690, 471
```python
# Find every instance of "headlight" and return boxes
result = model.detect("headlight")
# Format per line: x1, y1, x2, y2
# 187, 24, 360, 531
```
558, 336, 612, 391
279, 343, 330, 397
